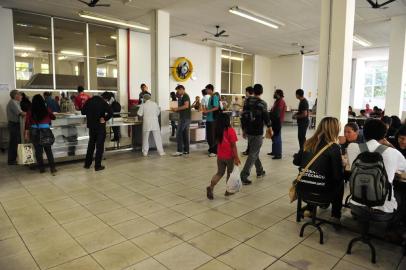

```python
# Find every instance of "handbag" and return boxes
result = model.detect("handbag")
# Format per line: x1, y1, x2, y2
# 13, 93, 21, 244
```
17, 143, 36, 165
31, 127, 55, 146
289, 142, 334, 203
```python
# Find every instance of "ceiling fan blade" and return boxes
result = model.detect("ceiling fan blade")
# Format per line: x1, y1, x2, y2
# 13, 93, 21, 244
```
95, 4, 111, 6
221, 34, 230, 37
77, 0, 89, 4
217, 30, 226, 36
279, 53, 299, 57
204, 31, 215, 35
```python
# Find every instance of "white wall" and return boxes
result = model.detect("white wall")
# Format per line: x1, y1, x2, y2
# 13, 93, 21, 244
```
129, 31, 151, 100
269, 55, 304, 110
302, 55, 319, 107
253, 55, 272, 104
0, 8, 15, 122
169, 38, 216, 100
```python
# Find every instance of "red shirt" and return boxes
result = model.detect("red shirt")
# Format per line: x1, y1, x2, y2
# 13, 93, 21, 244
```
271, 98, 287, 122
217, 127, 238, 160
25, 108, 55, 130
74, 92, 90, 110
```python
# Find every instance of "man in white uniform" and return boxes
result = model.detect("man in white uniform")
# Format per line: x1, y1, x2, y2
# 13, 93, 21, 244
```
137, 94, 165, 157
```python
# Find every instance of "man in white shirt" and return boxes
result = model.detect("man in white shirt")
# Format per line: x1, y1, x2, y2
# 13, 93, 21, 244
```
201, 89, 210, 111
347, 119, 406, 213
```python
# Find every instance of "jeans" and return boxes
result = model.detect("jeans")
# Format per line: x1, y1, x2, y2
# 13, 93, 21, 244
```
298, 120, 309, 151
241, 135, 264, 180
177, 118, 190, 153
8, 122, 21, 163
85, 125, 106, 168
33, 143, 55, 171
171, 120, 177, 137
272, 131, 282, 156
206, 121, 217, 154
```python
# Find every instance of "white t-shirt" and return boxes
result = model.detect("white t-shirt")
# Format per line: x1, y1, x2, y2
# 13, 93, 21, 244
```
347, 140, 406, 213
201, 95, 210, 108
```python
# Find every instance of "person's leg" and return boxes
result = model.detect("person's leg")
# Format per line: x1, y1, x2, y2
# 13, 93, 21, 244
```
225, 159, 235, 182
240, 135, 261, 182
95, 126, 106, 168
85, 128, 96, 167
142, 130, 150, 155
43, 145, 56, 172
210, 120, 217, 154
112, 126, 120, 140
253, 136, 264, 175
7, 123, 20, 164
183, 119, 190, 153
33, 143, 45, 172
171, 121, 176, 137
331, 184, 344, 219
273, 132, 282, 157
176, 119, 185, 153
210, 159, 227, 188
206, 122, 214, 153
152, 130, 165, 155
297, 123, 306, 151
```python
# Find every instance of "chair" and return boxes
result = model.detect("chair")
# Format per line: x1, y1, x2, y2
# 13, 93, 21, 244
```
346, 204, 394, 264
298, 190, 330, 244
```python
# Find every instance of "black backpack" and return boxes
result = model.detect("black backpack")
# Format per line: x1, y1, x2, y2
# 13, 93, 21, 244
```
349, 143, 392, 207
111, 100, 121, 113
240, 99, 264, 126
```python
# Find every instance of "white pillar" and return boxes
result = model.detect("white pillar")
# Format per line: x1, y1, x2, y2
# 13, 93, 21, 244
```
316, 0, 355, 132
384, 16, 406, 117
117, 28, 128, 112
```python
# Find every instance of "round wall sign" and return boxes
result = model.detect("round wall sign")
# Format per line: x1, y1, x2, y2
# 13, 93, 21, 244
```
172, 57, 194, 82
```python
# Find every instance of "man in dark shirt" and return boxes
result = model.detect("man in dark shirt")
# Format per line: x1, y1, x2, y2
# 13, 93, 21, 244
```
171, 85, 191, 156
81, 92, 113, 171
293, 89, 309, 151
138, 83, 150, 104
240, 84, 273, 185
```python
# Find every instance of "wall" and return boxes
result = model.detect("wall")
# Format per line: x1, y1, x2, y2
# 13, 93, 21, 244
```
169, 38, 216, 100
269, 54, 304, 110
129, 31, 151, 100
0, 8, 15, 122
253, 55, 272, 103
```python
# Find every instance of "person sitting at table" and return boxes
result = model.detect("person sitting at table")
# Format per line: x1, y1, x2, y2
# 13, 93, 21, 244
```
370, 106, 382, 118
387, 115, 402, 140
295, 117, 344, 223
339, 122, 364, 154
347, 119, 406, 215
348, 106, 356, 117
359, 109, 367, 118
365, 104, 373, 116
390, 125, 406, 158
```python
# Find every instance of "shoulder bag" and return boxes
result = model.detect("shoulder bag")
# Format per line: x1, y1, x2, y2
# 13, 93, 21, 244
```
289, 142, 334, 203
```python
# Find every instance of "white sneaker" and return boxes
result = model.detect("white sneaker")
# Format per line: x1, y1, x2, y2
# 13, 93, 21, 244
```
172, 152, 183, 157
142, 152, 148, 157
208, 153, 217, 158
159, 152, 166, 156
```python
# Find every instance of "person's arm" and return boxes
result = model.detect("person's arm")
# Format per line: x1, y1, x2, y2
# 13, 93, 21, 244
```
205, 96, 219, 113
174, 100, 189, 112
137, 104, 144, 117
48, 108, 56, 120
231, 142, 241, 165
103, 103, 113, 122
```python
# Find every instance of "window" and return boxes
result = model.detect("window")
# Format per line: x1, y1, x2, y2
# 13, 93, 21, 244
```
221, 49, 253, 96
362, 60, 388, 109
41, 63, 49, 74
112, 68, 118, 78
16, 62, 32, 80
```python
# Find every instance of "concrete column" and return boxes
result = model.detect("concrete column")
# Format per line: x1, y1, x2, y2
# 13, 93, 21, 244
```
317, 0, 355, 132
384, 16, 406, 117
117, 28, 128, 112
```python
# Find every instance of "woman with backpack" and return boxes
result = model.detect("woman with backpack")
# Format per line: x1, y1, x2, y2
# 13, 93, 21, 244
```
294, 117, 344, 222
24, 94, 57, 175
206, 113, 241, 200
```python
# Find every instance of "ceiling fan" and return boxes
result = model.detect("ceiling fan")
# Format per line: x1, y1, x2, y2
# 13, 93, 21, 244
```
77, 0, 111, 7
279, 44, 316, 57
361, 0, 397, 9
205, 25, 229, 38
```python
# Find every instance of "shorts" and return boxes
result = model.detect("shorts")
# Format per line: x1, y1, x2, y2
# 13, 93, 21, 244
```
216, 158, 234, 177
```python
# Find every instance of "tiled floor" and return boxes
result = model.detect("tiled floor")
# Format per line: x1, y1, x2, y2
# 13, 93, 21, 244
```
0, 126, 405, 270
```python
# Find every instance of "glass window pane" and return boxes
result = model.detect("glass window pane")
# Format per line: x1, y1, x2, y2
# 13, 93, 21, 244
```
13, 11, 53, 89
230, 73, 242, 94
221, 72, 230, 94
364, 86, 373, 98
230, 52, 242, 74
242, 55, 253, 75
242, 75, 252, 92
221, 56, 230, 72
54, 18, 87, 89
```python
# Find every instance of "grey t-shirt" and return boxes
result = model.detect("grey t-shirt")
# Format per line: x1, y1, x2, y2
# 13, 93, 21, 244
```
7, 99, 23, 123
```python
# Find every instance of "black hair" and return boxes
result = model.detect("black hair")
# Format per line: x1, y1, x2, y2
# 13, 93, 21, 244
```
205, 84, 214, 91
201, 89, 207, 96
391, 116, 402, 129
382, 116, 392, 126
31, 94, 48, 122
345, 122, 359, 132
363, 119, 387, 141
175, 85, 185, 90
275, 89, 284, 98
101, 92, 111, 100
360, 109, 366, 114
245, 86, 254, 95
296, 89, 304, 97
43, 91, 51, 97
397, 125, 406, 137
141, 83, 147, 89
215, 113, 231, 144
349, 106, 353, 111
77, 86, 84, 93
253, 84, 263, 96
170, 91, 177, 101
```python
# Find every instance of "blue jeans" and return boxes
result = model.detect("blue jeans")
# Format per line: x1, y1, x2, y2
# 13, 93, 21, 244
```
177, 118, 190, 153
272, 131, 282, 156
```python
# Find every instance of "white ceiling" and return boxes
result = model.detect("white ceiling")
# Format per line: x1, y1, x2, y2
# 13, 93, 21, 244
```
1, 0, 406, 57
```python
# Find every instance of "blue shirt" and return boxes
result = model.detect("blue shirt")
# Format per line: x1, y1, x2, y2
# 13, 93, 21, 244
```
207, 95, 219, 122
46, 97, 60, 113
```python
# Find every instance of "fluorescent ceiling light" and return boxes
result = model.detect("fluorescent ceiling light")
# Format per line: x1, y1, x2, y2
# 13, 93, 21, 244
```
14, 46, 36, 51
78, 11, 149, 31
60, 50, 83, 56
221, 55, 244, 61
202, 38, 244, 50
58, 56, 67, 60
229, 6, 283, 29
21, 53, 29, 57
110, 35, 117, 40
353, 35, 371, 47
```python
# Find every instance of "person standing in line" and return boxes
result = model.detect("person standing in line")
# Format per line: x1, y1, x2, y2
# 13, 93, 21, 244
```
293, 89, 309, 151
204, 84, 220, 157
44, 92, 60, 113
20, 92, 31, 112
240, 84, 272, 185
24, 94, 57, 175
170, 92, 177, 137
137, 94, 165, 157
201, 89, 210, 111
7, 90, 26, 165
172, 85, 191, 156
81, 92, 113, 171
109, 93, 122, 142
74, 86, 90, 111
138, 83, 150, 104
242, 86, 254, 156
268, 89, 287, 159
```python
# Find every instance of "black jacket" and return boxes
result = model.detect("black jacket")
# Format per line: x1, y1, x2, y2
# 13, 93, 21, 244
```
240, 96, 271, 136
295, 140, 344, 196
81, 96, 113, 129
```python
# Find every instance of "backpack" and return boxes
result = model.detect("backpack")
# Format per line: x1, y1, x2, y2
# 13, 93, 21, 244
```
349, 143, 392, 207
111, 100, 121, 113
240, 99, 263, 126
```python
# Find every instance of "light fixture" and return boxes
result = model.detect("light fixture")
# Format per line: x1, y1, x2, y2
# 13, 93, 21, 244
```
78, 11, 149, 31
29, 34, 49, 40
202, 38, 244, 50
14, 45, 36, 51
58, 56, 67, 60
60, 50, 83, 56
221, 55, 244, 61
353, 35, 371, 47
21, 53, 29, 57
229, 6, 284, 29
110, 35, 117, 40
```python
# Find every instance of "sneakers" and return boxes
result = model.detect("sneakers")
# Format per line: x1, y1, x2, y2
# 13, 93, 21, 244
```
172, 152, 183, 157
159, 152, 166, 156
183, 152, 189, 155
272, 156, 282, 160
142, 152, 148, 157
206, 186, 214, 200
50, 168, 57, 176
95, 166, 105, 171
267, 152, 274, 156
241, 179, 252, 185
257, 170, 266, 178
208, 153, 217, 158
